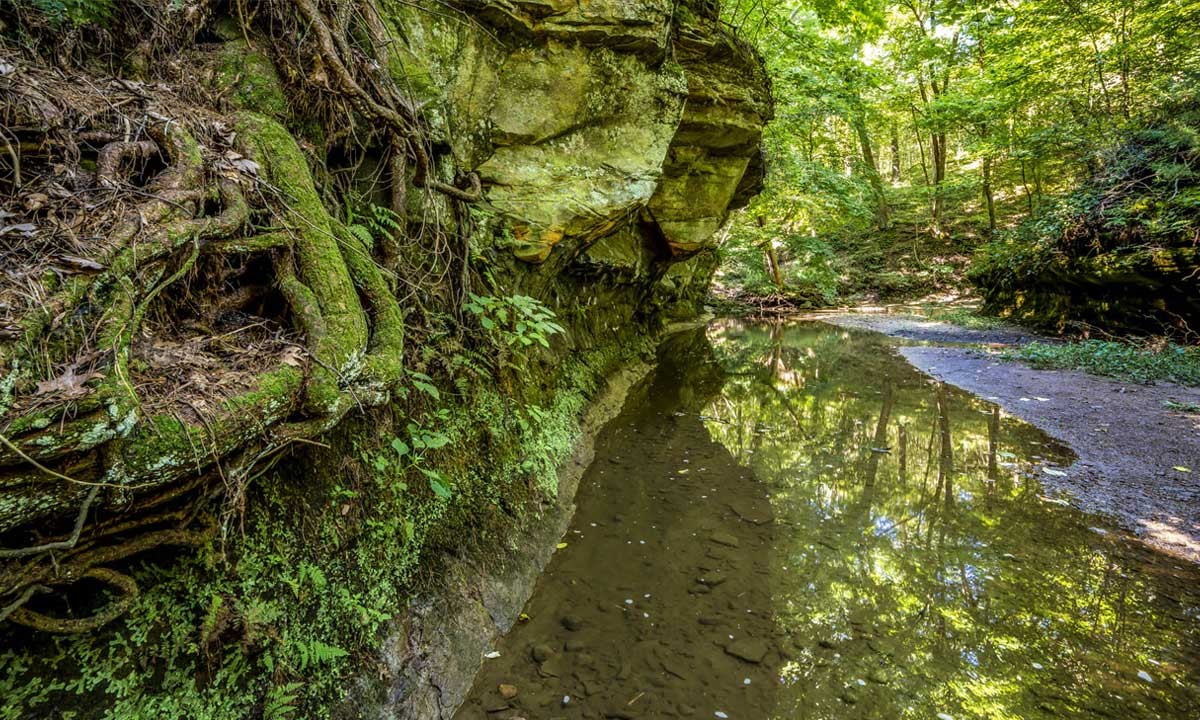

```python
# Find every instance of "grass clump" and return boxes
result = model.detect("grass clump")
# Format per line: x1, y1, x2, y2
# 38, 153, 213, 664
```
923, 306, 1012, 331
1010, 340, 1200, 385
1164, 399, 1200, 413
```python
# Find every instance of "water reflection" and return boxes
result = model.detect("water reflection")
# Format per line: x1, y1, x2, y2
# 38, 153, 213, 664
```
706, 320, 1200, 719
456, 321, 1200, 720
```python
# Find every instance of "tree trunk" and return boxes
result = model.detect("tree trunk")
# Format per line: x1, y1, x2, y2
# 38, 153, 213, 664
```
1032, 159, 1044, 213
931, 129, 946, 232
912, 108, 930, 186
1020, 158, 1035, 216
757, 215, 783, 289
982, 154, 996, 235
987, 405, 1000, 485
890, 123, 901, 183
864, 378, 894, 485
936, 385, 954, 508
763, 242, 784, 289
853, 114, 890, 231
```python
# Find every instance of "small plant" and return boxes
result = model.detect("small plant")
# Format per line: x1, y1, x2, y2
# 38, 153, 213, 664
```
365, 372, 454, 500
395, 369, 440, 402
1164, 399, 1200, 413
393, 418, 454, 499
290, 639, 349, 672
346, 203, 403, 247
370, 409, 453, 501
263, 683, 305, 720
464, 293, 565, 351
24, 0, 115, 25
924, 306, 1010, 331
448, 349, 493, 393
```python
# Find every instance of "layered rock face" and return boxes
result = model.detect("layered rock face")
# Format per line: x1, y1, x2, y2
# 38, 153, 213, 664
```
392, 0, 771, 263
0, 0, 770, 536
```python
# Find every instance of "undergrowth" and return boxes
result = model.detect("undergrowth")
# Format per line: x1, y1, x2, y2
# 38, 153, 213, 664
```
0, 338, 636, 718
922, 306, 1012, 331
1008, 340, 1200, 386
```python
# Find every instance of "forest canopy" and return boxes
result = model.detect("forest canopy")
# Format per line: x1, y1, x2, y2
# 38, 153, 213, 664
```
718, 0, 1200, 333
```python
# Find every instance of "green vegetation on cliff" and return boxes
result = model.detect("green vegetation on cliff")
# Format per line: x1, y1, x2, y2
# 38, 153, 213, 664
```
0, 0, 770, 716
971, 92, 1200, 335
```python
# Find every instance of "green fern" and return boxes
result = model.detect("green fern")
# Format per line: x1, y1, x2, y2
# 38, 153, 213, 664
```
345, 223, 375, 249
263, 682, 304, 720
293, 640, 349, 672
449, 349, 494, 393
345, 203, 403, 250
367, 205, 404, 237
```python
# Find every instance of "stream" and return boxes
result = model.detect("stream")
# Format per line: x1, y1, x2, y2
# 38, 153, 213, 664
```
453, 320, 1200, 720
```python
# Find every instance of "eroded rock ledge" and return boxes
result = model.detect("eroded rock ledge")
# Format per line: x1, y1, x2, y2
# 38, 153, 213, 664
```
0, 0, 769, 714
0, 0, 769, 537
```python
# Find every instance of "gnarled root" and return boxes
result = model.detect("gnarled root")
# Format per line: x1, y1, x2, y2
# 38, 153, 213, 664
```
0, 0, 496, 630
289, 0, 482, 202
0, 48, 422, 630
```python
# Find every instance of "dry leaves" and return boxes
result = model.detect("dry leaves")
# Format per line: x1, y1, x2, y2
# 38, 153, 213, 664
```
34, 365, 103, 398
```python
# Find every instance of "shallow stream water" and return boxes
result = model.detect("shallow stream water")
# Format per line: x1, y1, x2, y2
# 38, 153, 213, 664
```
454, 321, 1200, 720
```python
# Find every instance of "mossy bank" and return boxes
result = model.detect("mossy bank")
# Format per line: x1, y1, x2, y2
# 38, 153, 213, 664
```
0, 0, 771, 716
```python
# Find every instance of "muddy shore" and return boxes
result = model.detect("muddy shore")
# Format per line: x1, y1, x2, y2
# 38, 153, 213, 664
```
818, 312, 1200, 564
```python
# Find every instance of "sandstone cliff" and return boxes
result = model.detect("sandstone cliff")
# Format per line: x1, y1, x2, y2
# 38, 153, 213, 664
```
0, 0, 770, 715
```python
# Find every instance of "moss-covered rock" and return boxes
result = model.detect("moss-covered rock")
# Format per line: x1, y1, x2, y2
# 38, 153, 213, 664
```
972, 102, 1200, 335
373, 0, 769, 264
0, 0, 770, 715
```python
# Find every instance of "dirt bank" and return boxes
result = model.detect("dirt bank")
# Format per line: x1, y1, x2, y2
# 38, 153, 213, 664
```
816, 312, 1200, 564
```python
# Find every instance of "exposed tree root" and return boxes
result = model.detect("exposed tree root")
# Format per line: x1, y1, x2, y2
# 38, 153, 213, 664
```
289, 0, 482, 203
0, 0, 495, 632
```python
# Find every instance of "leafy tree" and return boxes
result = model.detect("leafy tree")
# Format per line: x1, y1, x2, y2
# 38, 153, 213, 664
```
717, 0, 1200, 309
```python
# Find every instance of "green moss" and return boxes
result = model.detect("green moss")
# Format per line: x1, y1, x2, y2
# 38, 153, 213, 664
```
0, 322, 651, 718
117, 367, 304, 477
215, 41, 289, 119
236, 112, 369, 414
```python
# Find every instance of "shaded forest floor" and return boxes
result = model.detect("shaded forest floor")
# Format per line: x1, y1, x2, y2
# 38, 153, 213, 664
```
817, 311, 1200, 564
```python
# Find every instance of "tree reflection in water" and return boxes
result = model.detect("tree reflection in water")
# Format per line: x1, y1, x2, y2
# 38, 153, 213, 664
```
702, 320, 1200, 720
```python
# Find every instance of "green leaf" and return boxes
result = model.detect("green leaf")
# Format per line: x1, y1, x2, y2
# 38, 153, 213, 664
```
391, 438, 410, 456
422, 432, 450, 449
428, 476, 452, 500
412, 380, 441, 399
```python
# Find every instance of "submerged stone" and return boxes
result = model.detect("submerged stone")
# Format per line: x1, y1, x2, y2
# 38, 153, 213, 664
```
708, 531, 740, 548
723, 638, 768, 664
